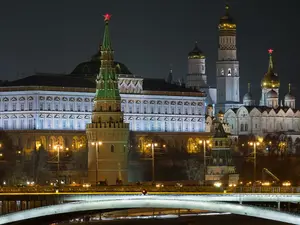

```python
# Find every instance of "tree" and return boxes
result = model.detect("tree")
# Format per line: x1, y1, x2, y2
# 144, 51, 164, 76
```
30, 144, 50, 184
0, 131, 17, 184
7, 163, 28, 185
184, 158, 203, 181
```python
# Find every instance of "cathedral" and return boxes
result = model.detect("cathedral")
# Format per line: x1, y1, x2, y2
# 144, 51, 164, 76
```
223, 50, 299, 137
201, 6, 300, 140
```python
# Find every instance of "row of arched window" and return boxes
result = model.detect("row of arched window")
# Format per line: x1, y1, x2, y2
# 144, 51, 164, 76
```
240, 123, 249, 131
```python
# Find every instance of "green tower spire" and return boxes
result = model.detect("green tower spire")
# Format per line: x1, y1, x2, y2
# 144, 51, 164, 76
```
95, 14, 120, 100
102, 14, 112, 50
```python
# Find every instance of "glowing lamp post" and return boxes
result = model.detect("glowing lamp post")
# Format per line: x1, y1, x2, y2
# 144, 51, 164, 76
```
199, 140, 210, 178
248, 141, 260, 182
91, 141, 102, 185
53, 145, 63, 178
147, 142, 158, 182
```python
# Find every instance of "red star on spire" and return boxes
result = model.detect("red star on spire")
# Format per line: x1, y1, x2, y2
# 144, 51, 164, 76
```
103, 13, 112, 21
268, 49, 273, 54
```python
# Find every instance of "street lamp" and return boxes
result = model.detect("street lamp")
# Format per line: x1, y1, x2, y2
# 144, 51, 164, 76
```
248, 141, 260, 182
91, 141, 102, 185
199, 140, 210, 174
147, 142, 158, 182
54, 145, 63, 179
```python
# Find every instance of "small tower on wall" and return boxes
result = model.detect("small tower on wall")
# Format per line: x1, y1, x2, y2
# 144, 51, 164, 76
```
86, 14, 129, 185
205, 120, 239, 185
284, 83, 296, 109
186, 42, 207, 90
216, 5, 240, 113
260, 49, 280, 106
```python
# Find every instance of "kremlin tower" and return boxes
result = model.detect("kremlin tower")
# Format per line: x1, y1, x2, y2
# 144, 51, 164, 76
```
86, 14, 130, 185
216, 5, 240, 113
186, 42, 207, 90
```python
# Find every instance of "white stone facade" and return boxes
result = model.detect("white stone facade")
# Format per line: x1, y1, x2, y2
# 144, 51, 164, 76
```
224, 106, 300, 136
0, 77, 206, 132
186, 57, 207, 90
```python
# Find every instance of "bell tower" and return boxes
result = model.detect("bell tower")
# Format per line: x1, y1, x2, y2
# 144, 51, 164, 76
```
216, 5, 240, 112
86, 14, 130, 185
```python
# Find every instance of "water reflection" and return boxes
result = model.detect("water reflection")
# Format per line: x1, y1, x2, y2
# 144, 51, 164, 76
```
57, 213, 290, 225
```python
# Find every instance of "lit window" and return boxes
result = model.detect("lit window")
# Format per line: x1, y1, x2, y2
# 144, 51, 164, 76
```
228, 68, 232, 76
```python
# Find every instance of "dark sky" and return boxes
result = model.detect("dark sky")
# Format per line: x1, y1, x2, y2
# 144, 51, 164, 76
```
0, 0, 299, 103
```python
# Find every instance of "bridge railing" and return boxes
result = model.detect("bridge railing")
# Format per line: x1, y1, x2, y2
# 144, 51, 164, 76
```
0, 186, 226, 193
0, 186, 300, 193
235, 186, 300, 193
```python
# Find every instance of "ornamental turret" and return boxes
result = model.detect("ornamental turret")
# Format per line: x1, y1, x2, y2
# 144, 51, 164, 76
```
186, 42, 207, 90
243, 83, 255, 106
260, 49, 280, 106
216, 4, 240, 113
284, 83, 296, 109
86, 14, 129, 185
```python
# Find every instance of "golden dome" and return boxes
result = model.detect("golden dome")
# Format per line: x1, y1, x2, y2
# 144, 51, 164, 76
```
261, 49, 280, 89
219, 5, 236, 30
188, 42, 205, 59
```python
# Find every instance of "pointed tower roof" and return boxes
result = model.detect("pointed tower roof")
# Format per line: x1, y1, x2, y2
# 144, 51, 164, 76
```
261, 49, 280, 89
95, 14, 120, 100
188, 42, 205, 59
102, 14, 112, 50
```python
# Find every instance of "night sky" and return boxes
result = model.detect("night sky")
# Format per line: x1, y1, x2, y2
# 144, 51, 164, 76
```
0, 0, 299, 103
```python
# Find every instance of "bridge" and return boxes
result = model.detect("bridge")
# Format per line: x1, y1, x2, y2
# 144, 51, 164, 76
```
1, 186, 300, 224
1, 195, 300, 225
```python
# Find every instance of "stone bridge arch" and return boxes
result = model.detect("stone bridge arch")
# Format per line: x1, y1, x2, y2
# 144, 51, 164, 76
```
0, 198, 299, 225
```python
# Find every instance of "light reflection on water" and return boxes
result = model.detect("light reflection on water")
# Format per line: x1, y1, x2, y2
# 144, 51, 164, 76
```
57, 214, 290, 225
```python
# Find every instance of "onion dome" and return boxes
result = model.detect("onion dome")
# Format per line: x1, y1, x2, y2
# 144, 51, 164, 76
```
267, 89, 278, 98
188, 42, 205, 59
219, 5, 236, 30
243, 83, 253, 101
243, 92, 253, 101
284, 83, 295, 100
261, 49, 280, 88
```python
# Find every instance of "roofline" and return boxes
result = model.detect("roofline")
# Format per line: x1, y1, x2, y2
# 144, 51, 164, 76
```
0, 86, 95, 93
0, 86, 207, 97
